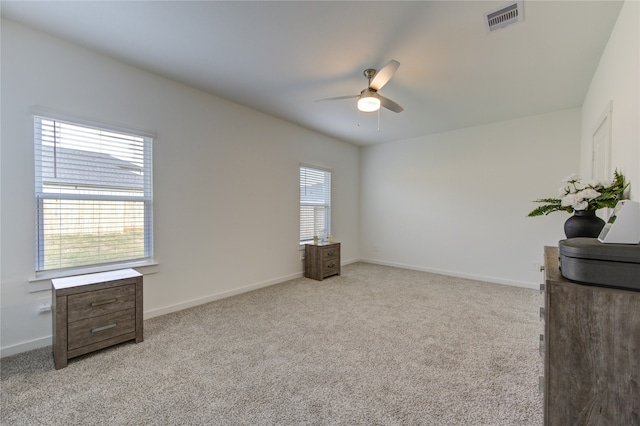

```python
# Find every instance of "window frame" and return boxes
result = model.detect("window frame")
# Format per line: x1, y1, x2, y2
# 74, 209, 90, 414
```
33, 112, 154, 275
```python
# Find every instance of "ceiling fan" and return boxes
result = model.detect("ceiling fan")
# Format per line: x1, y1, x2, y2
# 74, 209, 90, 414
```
317, 60, 404, 113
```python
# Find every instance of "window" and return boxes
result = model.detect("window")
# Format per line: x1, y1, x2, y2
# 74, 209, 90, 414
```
300, 165, 331, 243
34, 115, 153, 272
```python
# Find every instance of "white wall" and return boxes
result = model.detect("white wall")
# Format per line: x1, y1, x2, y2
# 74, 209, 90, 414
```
360, 109, 580, 288
358, 0, 638, 291
0, 20, 360, 356
580, 0, 639, 199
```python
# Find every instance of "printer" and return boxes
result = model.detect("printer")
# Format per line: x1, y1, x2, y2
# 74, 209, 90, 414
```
558, 238, 640, 291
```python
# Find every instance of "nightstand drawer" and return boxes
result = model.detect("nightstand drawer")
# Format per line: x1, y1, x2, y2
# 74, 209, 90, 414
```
68, 309, 135, 351
67, 284, 135, 322
322, 248, 339, 260
324, 260, 340, 275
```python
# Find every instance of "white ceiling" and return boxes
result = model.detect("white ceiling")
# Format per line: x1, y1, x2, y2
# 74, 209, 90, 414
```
1, 1, 624, 146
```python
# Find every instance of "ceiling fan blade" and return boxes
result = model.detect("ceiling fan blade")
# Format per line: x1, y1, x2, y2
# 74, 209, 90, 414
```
380, 95, 404, 113
369, 60, 400, 91
315, 95, 359, 102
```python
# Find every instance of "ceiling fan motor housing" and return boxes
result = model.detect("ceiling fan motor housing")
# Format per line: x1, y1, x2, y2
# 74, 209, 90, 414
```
360, 88, 379, 97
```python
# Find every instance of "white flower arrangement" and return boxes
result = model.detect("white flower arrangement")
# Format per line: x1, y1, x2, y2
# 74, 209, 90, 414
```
559, 174, 605, 211
528, 170, 628, 217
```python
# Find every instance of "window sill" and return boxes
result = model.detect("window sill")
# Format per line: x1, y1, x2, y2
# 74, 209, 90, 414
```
28, 260, 159, 293
299, 240, 331, 248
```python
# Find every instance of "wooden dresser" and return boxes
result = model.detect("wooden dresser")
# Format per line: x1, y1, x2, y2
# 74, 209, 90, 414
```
304, 242, 341, 281
542, 246, 640, 425
52, 269, 143, 369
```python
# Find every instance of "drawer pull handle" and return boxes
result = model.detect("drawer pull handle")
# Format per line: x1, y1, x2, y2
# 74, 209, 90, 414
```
91, 298, 117, 307
91, 323, 117, 333
327, 263, 335, 268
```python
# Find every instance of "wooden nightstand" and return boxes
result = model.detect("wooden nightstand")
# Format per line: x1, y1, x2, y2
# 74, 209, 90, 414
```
304, 242, 341, 281
52, 269, 143, 369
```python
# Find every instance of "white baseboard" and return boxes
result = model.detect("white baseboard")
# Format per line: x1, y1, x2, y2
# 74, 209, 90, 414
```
358, 258, 539, 290
143, 271, 304, 320
341, 257, 360, 266
1, 336, 52, 358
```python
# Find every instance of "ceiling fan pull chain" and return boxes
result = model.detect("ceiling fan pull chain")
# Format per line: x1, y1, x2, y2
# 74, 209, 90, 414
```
377, 108, 381, 131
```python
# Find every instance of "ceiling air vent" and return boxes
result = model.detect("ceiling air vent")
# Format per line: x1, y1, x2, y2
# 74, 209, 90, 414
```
484, 1, 524, 33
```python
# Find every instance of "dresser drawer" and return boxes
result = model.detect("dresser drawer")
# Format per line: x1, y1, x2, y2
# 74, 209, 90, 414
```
323, 260, 340, 276
67, 308, 135, 351
322, 247, 340, 260
67, 284, 135, 322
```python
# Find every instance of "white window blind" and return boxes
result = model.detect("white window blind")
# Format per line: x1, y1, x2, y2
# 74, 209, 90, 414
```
34, 116, 153, 272
300, 166, 331, 242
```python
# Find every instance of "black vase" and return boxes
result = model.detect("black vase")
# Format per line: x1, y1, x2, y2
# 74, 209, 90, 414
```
564, 210, 605, 238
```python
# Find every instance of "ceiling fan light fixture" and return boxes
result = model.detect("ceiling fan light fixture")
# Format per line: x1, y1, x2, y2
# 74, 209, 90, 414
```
358, 96, 380, 112
357, 90, 381, 112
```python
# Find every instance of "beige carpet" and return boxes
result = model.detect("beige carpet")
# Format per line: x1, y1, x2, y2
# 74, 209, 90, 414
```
1, 262, 543, 425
